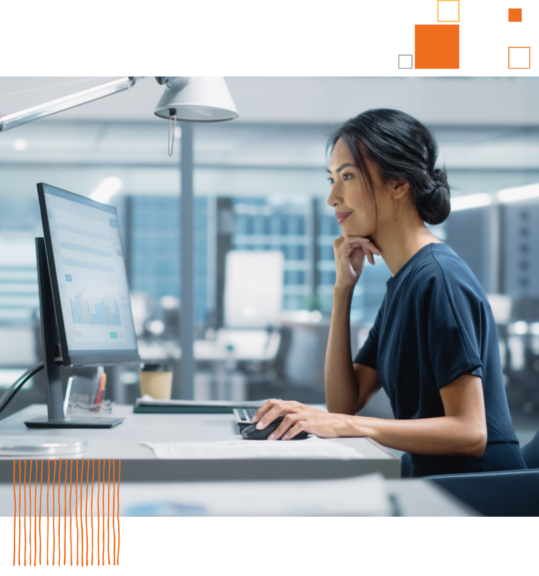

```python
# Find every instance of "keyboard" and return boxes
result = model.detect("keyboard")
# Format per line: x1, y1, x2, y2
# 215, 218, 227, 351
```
233, 407, 259, 431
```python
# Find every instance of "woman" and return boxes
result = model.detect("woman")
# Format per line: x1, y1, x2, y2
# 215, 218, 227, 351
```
252, 108, 526, 477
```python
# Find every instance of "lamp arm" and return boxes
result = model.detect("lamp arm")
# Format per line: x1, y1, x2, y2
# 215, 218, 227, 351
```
0, 76, 138, 132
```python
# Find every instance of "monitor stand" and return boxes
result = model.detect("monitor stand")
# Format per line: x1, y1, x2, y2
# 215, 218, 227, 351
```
24, 239, 123, 429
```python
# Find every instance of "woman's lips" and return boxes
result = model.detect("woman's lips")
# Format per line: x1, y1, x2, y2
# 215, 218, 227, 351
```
336, 212, 352, 224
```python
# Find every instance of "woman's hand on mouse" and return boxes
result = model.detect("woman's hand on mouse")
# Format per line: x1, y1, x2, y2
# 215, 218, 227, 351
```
251, 399, 358, 440
333, 235, 381, 288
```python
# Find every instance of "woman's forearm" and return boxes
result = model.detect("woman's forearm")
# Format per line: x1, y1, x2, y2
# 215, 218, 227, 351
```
343, 415, 487, 458
325, 286, 360, 414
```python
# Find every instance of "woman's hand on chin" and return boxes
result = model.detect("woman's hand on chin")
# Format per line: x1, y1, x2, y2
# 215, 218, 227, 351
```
251, 399, 360, 440
333, 235, 381, 289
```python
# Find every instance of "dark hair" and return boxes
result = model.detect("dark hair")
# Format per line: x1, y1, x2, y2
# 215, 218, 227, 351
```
328, 108, 450, 225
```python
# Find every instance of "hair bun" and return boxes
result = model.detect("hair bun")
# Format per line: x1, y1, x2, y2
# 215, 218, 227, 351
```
417, 168, 451, 225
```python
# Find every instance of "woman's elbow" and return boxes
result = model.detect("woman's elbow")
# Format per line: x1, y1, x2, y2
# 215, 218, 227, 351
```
466, 427, 488, 458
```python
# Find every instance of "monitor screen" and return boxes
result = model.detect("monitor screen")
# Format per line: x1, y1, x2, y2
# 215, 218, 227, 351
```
38, 183, 140, 367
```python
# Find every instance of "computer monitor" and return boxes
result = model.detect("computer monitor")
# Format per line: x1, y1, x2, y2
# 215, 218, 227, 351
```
24, 183, 140, 429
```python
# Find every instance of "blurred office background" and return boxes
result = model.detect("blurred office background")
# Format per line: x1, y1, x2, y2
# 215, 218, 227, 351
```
1, 77, 539, 445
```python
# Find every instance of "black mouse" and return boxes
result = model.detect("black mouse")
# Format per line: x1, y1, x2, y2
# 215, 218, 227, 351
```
241, 416, 309, 440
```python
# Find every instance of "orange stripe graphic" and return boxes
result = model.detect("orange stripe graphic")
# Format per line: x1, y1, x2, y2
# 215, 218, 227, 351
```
69, 458, 76, 518
52, 458, 56, 518
64, 460, 67, 565
39, 460, 43, 566
75, 460, 79, 566
80, 458, 84, 564
101, 458, 105, 518
13, 458, 122, 518
112, 460, 116, 565
29, 460, 32, 566
52, 459, 56, 566
18, 460, 21, 566
117, 460, 121, 565
46, 460, 50, 565
91, 459, 95, 565
57, 458, 61, 566
107, 460, 114, 516
97, 459, 100, 566
13, 460, 17, 517
84, 458, 90, 518
75, 458, 79, 516
23, 460, 26, 566
34, 458, 37, 518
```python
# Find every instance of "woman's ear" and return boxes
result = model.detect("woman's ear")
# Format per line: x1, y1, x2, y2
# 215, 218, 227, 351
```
390, 177, 410, 201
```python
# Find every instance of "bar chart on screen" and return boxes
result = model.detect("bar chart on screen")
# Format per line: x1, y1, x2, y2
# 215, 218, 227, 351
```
69, 295, 122, 327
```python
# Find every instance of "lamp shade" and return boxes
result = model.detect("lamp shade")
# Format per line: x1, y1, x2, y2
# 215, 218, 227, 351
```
154, 77, 239, 122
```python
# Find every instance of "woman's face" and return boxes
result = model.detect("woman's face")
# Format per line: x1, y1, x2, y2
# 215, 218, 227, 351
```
326, 138, 380, 239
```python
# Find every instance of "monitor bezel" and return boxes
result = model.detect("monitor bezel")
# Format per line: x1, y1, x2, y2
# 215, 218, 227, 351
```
37, 182, 141, 368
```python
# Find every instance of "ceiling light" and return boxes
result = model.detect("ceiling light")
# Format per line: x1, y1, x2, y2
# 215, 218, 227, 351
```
451, 193, 492, 211
90, 177, 123, 204
13, 139, 27, 151
497, 183, 539, 203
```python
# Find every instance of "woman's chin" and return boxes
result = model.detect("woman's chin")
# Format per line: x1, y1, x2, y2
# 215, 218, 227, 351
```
341, 224, 369, 239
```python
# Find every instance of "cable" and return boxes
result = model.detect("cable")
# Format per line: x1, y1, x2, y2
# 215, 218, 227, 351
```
0, 363, 44, 417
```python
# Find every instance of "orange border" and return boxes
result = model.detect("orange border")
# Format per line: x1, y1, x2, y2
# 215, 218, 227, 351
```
0, 24, 539, 70
437, 0, 460, 22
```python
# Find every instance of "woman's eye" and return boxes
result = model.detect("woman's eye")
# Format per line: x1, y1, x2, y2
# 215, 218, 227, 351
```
343, 173, 353, 181
327, 177, 334, 185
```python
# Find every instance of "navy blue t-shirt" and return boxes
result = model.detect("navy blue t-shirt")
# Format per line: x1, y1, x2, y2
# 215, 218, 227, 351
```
354, 243, 525, 477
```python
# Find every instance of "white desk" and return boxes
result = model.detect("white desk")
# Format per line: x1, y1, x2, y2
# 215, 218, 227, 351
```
0, 405, 479, 516
0, 404, 400, 482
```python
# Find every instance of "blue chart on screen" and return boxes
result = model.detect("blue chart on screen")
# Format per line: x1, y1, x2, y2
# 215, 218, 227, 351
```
70, 295, 122, 326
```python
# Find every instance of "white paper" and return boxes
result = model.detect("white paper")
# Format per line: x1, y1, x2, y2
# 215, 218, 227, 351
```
141, 440, 364, 460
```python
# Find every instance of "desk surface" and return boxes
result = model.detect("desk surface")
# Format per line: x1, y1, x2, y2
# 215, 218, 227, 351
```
0, 406, 478, 517
0, 405, 401, 482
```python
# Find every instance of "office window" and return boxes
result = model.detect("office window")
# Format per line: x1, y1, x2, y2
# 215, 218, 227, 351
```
130, 196, 209, 326
232, 199, 309, 311
0, 199, 42, 324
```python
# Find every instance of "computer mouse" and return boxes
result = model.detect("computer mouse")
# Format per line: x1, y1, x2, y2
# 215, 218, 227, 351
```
241, 416, 309, 440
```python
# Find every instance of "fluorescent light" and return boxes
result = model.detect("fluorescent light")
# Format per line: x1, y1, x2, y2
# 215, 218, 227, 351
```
174, 127, 182, 138
510, 321, 528, 336
13, 139, 27, 151
451, 193, 492, 211
90, 177, 123, 204
497, 183, 539, 203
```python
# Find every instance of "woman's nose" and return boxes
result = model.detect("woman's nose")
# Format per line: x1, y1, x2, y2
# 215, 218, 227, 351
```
327, 185, 341, 208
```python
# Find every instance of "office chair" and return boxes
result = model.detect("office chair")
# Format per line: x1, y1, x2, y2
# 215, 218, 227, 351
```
426, 429, 539, 516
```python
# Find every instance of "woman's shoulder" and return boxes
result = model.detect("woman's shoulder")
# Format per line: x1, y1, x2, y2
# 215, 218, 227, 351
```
397, 243, 483, 300
416, 244, 487, 305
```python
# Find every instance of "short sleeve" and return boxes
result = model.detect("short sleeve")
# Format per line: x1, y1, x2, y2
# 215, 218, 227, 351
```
353, 302, 383, 370
427, 268, 483, 390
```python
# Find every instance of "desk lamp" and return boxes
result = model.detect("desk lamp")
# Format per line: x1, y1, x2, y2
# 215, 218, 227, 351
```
0, 76, 239, 154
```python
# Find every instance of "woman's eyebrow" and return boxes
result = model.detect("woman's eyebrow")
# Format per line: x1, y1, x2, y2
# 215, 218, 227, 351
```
326, 163, 354, 174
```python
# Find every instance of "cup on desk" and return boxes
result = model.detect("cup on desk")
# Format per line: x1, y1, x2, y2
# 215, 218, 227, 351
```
140, 363, 173, 400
